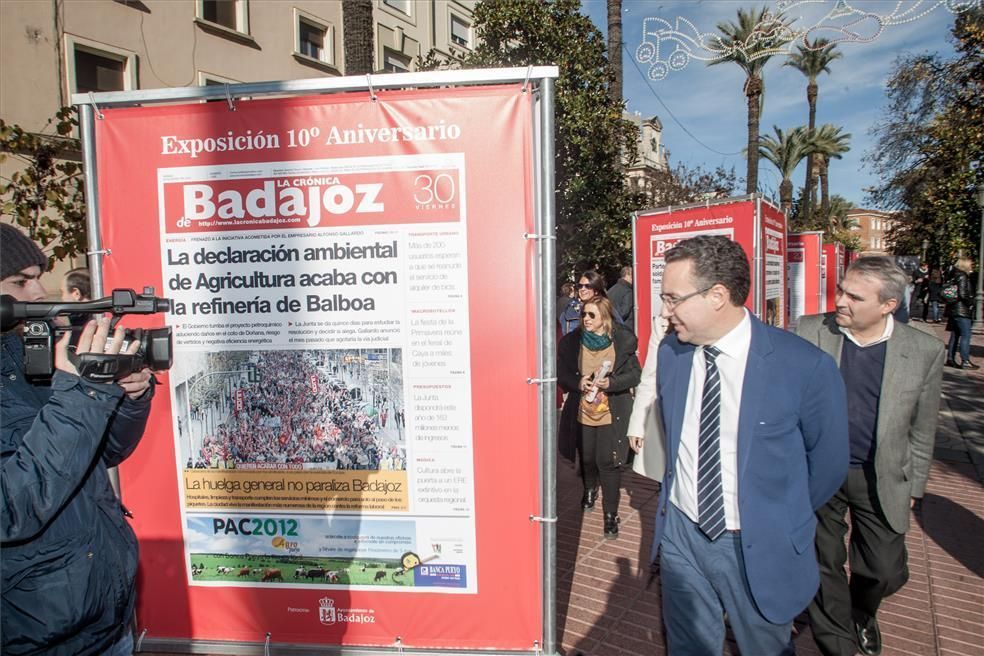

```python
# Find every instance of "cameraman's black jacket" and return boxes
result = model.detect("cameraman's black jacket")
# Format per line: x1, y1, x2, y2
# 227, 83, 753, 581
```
1, 332, 153, 655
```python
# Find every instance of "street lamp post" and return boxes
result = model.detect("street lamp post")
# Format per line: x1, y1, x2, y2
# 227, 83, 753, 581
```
974, 185, 984, 330
922, 239, 929, 263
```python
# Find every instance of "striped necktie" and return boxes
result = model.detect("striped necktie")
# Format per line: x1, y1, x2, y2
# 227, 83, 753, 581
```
697, 345, 726, 541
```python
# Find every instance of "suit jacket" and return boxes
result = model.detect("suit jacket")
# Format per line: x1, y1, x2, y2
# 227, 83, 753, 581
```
652, 314, 849, 625
796, 313, 945, 533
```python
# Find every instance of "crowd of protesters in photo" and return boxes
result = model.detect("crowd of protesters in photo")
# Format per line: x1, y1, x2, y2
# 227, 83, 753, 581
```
193, 350, 406, 470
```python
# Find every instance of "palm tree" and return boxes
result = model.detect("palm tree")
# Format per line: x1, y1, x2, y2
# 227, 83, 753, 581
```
758, 125, 811, 214
810, 124, 851, 221
342, 0, 374, 75
785, 38, 841, 225
711, 7, 791, 194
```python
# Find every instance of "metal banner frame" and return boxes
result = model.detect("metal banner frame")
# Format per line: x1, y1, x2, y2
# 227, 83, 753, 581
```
72, 66, 559, 656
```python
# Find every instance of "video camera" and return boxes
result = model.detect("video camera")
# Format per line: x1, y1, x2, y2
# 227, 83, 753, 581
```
0, 287, 173, 383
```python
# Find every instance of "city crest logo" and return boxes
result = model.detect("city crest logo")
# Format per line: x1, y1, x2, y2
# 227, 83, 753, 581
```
319, 597, 337, 625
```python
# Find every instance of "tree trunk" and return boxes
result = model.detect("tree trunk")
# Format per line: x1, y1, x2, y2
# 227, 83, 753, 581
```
343, 0, 375, 75
820, 157, 831, 221
607, 0, 622, 107
803, 80, 817, 224
745, 75, 762, 194
780, 178, 793, 216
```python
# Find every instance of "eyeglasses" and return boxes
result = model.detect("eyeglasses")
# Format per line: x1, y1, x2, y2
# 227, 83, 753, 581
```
577, 283, 593, 289
581, 310, 597, 320
660, 286, 713, 310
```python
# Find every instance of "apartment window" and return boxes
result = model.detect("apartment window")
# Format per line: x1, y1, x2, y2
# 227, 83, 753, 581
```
199, 0, 248, 34
66, 37, 137, 95
383, 0, 411, 16
294, 11, 333, 65
450, 14, 471, 48
75, 50, 124, 93
382, 48, 411, 73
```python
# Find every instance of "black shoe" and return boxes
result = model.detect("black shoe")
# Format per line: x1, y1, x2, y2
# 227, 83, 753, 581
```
603, 512, 619, 539
855, 615, 882, 656
581, 487, 597, 511
945, 359, 960, 368
960, 361, 980, 370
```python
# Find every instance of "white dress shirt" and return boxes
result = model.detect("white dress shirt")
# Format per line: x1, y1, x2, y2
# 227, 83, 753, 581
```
839, 314, 894, 348
670, 309, 751, 530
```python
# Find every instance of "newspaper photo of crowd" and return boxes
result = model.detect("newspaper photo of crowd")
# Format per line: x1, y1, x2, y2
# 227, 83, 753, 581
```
176, 349, 406, 471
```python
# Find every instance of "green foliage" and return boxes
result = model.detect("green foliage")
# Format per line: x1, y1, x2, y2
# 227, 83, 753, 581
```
458, 0, 642, 281
867, 7, 983, 264
0, 107, 87, 268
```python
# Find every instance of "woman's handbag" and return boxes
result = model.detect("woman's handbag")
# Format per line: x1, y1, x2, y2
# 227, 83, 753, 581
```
941, 282, 959, 302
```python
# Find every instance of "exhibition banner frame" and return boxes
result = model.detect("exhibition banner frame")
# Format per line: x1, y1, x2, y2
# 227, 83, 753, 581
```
73, 67, 559, 656
787, 232, 824, 329
631, 195, 786, 363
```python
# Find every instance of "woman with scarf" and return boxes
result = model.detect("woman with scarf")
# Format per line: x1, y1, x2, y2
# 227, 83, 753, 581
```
558, 296, 641, 538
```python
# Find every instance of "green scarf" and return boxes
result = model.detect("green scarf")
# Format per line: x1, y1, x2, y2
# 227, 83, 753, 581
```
580, 329, 612, 351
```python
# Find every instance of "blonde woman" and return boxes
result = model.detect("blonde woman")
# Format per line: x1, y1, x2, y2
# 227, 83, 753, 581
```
558, 296, 641, 538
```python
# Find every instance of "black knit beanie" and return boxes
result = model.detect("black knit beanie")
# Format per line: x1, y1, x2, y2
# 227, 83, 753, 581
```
1, 224, 48, 280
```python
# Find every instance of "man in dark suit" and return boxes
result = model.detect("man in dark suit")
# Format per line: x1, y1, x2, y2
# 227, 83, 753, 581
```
797, 256, 944, 656
651, 236, 848, 656
607, 265, 634, 328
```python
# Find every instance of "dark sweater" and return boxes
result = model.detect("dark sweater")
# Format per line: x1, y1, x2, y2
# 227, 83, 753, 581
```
840, 338, 887, 468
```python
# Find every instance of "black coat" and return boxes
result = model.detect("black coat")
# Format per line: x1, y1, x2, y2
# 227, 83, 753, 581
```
945, 269, 975, 319
557, 325, 641, 463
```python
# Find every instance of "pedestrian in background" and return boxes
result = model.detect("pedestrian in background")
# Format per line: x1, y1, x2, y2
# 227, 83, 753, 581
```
944, 257, 978, 370
925, 267, 943, 323
559, 270, 613, 336
558, 295, 640, 538
607, 265, 634, 329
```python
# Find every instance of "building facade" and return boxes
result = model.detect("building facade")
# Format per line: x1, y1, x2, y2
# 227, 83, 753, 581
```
847, 208, 898, 254
622, 112, 669, 206
0, 0, 473, 289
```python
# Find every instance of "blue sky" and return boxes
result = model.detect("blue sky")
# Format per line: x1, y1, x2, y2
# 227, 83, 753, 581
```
581, 0, 966, 208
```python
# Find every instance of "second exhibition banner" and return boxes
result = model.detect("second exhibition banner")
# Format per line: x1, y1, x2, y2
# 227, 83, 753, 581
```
94, 85, 542, 650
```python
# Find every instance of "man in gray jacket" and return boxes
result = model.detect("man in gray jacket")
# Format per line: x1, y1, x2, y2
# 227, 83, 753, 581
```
1, 225, 154, 656
796, 255, 944, 656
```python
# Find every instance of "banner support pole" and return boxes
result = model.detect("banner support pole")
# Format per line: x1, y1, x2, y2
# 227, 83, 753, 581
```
538, 76, 559, 656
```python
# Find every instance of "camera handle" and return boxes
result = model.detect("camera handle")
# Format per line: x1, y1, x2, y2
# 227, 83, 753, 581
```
67, 350, 142, 383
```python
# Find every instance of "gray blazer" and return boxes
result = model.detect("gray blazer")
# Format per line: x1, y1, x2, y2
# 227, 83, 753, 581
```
796, 313, 944, 533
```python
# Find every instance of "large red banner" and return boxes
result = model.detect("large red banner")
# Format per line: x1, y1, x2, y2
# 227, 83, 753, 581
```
633, 197, 785, 363
93, 86, 542, 650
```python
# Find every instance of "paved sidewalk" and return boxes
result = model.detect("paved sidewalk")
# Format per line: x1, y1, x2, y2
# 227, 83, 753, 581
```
558, 319, 984, 656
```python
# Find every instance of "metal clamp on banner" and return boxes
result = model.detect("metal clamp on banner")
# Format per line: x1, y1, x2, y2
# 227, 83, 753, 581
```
530, 514, 558, 524
263, 632, 271, 656
86, 247, 111, 257
524, 232, 556, 241
366, 74, 377, 102
534, 639, 543, 655
135, 628, 148, 652
225, 84, 237, 112
87, 92, 105, 120
394, 635, 405, 654
522, 64, 533, 93
526, 377, 557, 385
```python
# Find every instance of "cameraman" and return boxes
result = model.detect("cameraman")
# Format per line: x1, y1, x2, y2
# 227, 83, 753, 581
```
1, 225, 154, 656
